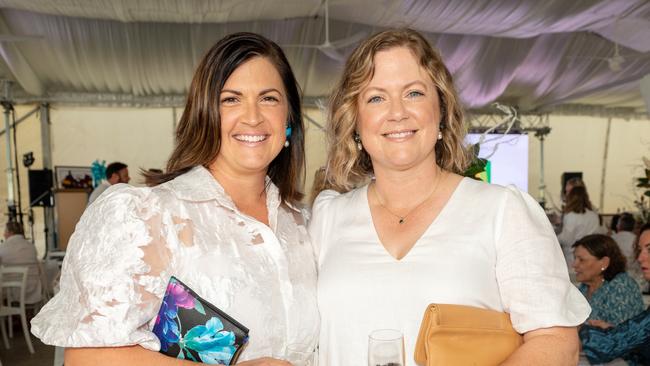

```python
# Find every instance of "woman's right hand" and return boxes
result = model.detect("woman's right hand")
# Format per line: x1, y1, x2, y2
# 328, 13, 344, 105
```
237, 357, 292, 366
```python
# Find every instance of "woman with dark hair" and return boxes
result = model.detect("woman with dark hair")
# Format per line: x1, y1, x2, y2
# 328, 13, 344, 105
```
558, 186, 601, 270
572, 234, 644, 326
580, 223, 650, 365
31, 32, 317, 365
310, 28, 589, 366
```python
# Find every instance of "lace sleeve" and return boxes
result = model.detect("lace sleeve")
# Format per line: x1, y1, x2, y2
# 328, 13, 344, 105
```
31, 185, 172, 350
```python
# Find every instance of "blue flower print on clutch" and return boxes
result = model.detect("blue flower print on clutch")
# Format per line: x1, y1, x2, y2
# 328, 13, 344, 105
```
155, 278, 196, 351
182, 317, 237, 363
152, 276, 249, 365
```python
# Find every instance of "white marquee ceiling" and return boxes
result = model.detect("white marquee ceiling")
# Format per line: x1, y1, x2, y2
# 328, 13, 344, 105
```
0, 0, 648, 115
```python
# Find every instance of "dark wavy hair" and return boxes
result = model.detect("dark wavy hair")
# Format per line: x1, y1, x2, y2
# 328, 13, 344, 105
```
572, 234, 626, 281
564, 186, 593, 214
145, 32, 305, 202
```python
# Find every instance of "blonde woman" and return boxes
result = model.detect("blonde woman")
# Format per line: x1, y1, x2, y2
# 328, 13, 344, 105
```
309, 28, 591, 366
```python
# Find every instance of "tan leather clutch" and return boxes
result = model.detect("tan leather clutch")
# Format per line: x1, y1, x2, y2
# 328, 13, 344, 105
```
414, 303, 523, 366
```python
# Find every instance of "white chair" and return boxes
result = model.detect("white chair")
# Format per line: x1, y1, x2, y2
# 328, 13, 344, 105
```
0, 265, 35, 354
46, 252, 65, 270
3, 261, 43, 338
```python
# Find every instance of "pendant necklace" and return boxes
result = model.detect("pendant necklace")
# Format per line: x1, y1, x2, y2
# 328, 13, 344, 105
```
373, 170, 445, 225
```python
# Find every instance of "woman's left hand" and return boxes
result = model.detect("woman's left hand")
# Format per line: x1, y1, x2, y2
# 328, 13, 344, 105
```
587, 319, 613, 329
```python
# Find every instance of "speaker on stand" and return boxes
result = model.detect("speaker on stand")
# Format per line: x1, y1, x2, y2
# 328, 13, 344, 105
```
28, 168, 54, 247
29, 169, 53, 207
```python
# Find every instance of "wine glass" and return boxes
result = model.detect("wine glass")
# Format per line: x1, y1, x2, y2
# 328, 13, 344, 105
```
279, 343, 316, 366
368, 329, 405, 366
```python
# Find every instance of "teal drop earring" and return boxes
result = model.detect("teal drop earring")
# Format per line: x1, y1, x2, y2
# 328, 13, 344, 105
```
284, 124, 292, 147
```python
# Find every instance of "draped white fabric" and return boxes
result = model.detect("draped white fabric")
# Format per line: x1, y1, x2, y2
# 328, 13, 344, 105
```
0, 0, 648, 112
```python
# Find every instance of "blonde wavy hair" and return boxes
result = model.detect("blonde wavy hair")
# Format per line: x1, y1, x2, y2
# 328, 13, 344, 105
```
323, 28, 471, 193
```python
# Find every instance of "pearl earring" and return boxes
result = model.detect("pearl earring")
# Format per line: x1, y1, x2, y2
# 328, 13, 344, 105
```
284, 124, 292, 148
353, 133, 363, 151
437, 131, 443, 140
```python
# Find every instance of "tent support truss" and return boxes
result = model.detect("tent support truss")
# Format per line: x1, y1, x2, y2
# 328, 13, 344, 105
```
467, 112, 551, 207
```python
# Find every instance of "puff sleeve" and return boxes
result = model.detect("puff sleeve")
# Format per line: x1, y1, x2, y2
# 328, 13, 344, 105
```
31, 185, 172, 350
494, 186, 591, 333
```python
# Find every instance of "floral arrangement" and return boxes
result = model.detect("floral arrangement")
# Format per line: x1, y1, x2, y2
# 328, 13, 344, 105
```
464, 143, 489, 181
153, 279, 238, 364
634, 156, 650, 223
90, 160, 106, 188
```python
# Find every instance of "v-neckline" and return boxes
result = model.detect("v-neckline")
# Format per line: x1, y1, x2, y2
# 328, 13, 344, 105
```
364, 177, 467, 262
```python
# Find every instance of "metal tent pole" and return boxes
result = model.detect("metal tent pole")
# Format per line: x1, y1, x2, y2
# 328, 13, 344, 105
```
40, 102, 57, 252
599, 117, 612, 212
534, 125, 551, 209
538, 134, 546, 209
2, 80, 16, 220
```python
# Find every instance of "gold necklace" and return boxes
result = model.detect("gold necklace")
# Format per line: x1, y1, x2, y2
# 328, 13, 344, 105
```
373, 170, 445, 225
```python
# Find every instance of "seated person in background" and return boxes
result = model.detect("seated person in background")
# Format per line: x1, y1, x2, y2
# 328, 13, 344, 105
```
573, 234, 644, 326
608, 214, 620, 235
558, 186, 601, 269
580, 223, 650, 365
613, 212, 646, 290
87, 161, 130, 206
0, 221, 42, 305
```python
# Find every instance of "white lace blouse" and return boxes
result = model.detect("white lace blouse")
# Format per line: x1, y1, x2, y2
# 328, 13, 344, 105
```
31, 166, 319, 361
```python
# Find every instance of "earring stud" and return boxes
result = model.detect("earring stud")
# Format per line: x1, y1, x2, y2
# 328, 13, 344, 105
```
353, 133, 362, 151
437, 131, 443, 140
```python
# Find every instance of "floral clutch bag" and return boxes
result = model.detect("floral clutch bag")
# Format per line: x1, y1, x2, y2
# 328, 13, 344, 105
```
152, 276, 249, 365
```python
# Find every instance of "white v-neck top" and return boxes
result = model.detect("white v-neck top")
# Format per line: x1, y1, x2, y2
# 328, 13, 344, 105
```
309, 178, 590, 366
